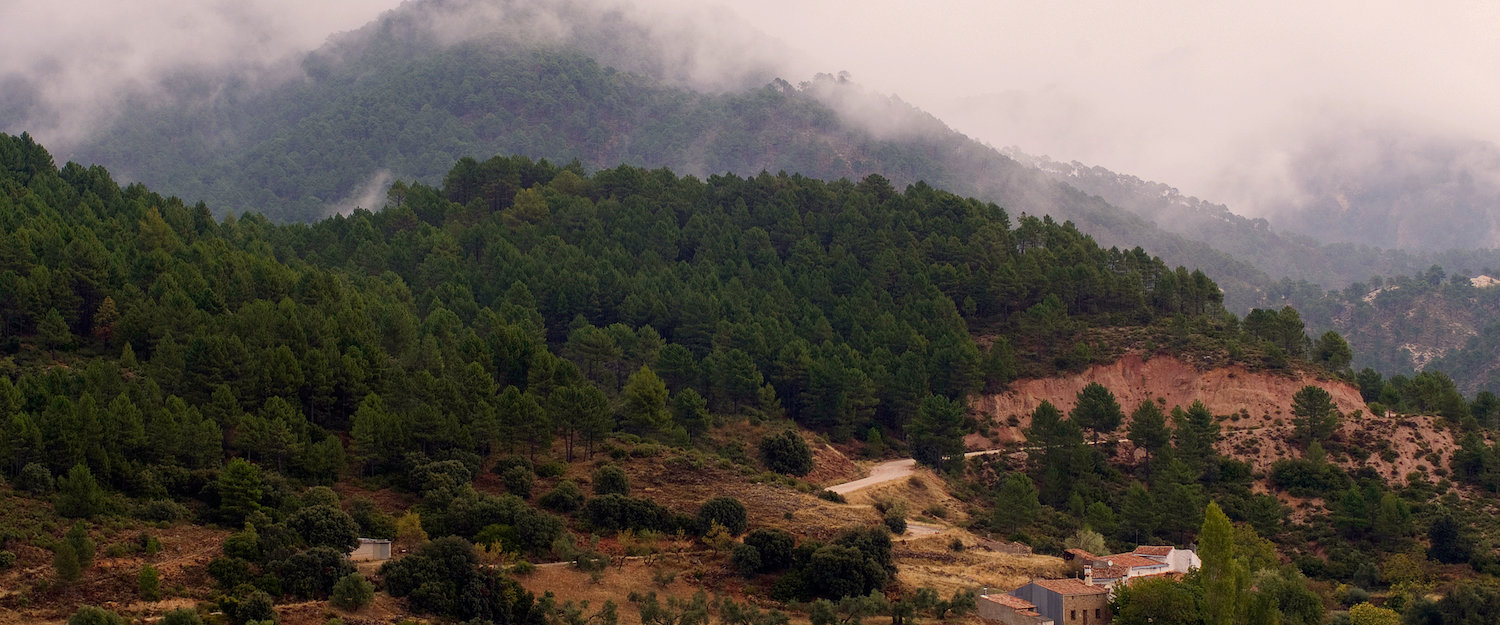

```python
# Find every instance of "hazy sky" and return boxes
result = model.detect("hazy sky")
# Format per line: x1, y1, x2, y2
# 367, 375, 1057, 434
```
6, 0, 1500, 215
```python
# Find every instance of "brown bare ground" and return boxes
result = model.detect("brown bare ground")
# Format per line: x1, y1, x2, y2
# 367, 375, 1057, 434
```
973, 353, 1368, 445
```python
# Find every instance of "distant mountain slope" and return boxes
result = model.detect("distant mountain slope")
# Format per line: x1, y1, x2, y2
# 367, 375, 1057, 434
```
1012, 151, 1500, 291
57, 0, 1276, 311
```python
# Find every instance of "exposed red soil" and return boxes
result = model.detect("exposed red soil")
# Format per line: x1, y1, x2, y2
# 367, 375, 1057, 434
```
971, 353, 1368, 445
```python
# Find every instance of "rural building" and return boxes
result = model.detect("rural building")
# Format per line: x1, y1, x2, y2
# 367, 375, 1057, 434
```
978, 592, 1054, 625
349, 537, 392, 561
1075, 545, 1200, 591
1009, 578, 1110, 625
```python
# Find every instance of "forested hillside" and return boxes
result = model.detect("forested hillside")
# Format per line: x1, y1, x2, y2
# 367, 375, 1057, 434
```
63, 0, 1273, 312
9, 127, 1500, 623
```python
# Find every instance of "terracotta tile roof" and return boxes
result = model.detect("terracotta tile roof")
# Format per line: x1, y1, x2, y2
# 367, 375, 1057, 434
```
1105, 554, 1169, 568
1089, 565, 1129, 580
1133, 545, 1174, 556
1032, 578, 1109, 596
984, 594, 1037, 610
1065, 548, 1099, 560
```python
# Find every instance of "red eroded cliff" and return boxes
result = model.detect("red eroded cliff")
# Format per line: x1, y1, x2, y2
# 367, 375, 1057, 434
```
971, 353, 1368, 446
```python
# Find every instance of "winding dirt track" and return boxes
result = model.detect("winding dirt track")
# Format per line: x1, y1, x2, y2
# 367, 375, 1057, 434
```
826, 449, 1009, 495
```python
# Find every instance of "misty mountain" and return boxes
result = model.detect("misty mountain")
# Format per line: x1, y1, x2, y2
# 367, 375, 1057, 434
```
57, 0, 1274, 311
1269, 124, 1500, 252
1014, 151, 1500, 290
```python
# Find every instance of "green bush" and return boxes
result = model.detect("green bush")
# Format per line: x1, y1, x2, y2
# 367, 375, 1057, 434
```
329, 573, 374, 610
287, 505, 360, 552
236, 590, 277, 624
536, 461, 568, 478
66, 606, 125, 625
139, 564, 162, 600
591, 465, 629, 496
744, 528, 796, 572
583, 494, 674, 533
695, 497, 748, 536
759, 431, 813, 476
17, 462, 53, 495
539, 480, 586, 513
490, 456, 534, 477
159, 608, 203, 625
277, 547, 355, 599
502, 465, 535, 499
0, 550, 16, 569
816, 490, 847, 503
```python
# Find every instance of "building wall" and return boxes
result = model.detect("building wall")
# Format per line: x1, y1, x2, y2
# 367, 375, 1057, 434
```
1012, 585, 1065, 625
977, 596, 1053, 625
1059, 593, 1111, 625
1167, 549, 1201, 573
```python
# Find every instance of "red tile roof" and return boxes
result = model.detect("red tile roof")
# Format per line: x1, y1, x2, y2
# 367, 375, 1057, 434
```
1032, 578, 1109, 596
1105, 554, 1169, 568
984, 594, 1037, 611
1065, 548, 1099, 560
1133, 545, 1174, 556
1090, 565, 1129, 580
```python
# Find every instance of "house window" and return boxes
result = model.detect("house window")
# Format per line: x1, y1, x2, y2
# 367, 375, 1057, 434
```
1070, 610, 1076, 620
1096, 608, 1102, 618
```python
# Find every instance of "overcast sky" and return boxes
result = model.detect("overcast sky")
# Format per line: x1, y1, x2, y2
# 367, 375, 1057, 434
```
5, 0, 1500, 215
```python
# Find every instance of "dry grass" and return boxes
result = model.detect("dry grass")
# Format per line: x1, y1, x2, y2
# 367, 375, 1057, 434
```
894, 531, 1065, 597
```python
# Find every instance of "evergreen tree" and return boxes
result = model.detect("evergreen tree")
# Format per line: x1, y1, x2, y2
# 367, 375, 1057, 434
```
621, 366, 670, 435
1127, 399, 1171, 463
905, 394, 966, 469
1290, 385, 1339, 447
217, 458, 263, 524
992, 473, 1039, 533
1070, 382, 1123, 445
55, 464, 104, 518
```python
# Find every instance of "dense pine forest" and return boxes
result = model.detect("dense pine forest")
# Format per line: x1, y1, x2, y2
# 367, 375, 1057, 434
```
6, 128, 1500, 625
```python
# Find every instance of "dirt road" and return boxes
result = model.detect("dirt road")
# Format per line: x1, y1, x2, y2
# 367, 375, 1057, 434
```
826, 449, 1010, 495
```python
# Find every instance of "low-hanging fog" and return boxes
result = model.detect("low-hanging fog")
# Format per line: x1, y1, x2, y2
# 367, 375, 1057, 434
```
7, 0, 1500, 249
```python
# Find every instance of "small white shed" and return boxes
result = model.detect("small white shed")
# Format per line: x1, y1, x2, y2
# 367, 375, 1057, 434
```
350, 538, 392, 562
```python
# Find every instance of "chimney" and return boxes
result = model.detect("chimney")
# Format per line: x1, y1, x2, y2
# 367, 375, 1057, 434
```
1084, 565, 1093, 586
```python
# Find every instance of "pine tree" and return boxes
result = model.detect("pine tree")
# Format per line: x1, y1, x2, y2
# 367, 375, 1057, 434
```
1291, 385, 1340, 447
621, 365, 670, 435
55, 464, 104, 518
1127, 399, 1171, 463
1071, 382, 1123, 445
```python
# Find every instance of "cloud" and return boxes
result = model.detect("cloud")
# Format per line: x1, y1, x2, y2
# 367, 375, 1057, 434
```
0, 0, 406, 145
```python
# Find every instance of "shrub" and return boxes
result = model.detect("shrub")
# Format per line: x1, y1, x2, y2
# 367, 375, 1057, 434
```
287, 505, 361, 553
236, 590, 277, 624
816, 490, 846, 503
349, 498, 396, 540
759, 431, 813, 476
592, 465, 629, 496
744, 528, 796, 572
135, 499, 189, 523
53, 542, 81, 582
329, 573, 374, 610
536, 461, 567, 478
583, 494, 674, 533
66, 522, 95, 568
696, 497, 748, 536
731, 543, 762, 577
278, 547, 355, 599
17, 462, 53, 494
139, 564, 162, 601
502, 465, 535, 499
539, 480, 586, 513
491, 456, 534, 476
883, 509, 907, 535
0, 550, 15, 569
159, 608, 203, 625
66, 606, 125, 625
